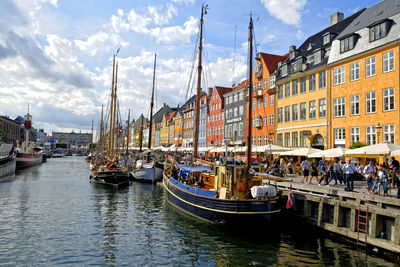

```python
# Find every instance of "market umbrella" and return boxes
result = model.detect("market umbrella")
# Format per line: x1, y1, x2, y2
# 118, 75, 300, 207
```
346, 143, 400, 157
308, 147, 347, 158
279, 147, 322, 157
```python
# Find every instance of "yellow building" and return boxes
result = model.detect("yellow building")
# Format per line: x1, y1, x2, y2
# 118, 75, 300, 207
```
173, 111, 183, 146
328, 1, 400, 147
275, 12, 362, 149
160, 114, 170, 146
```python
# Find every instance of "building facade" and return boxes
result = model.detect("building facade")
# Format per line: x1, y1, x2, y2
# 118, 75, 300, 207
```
328, 0, 400, 147
199, 94, 210, 147
207, 86, 231, 147
0, 115, 21, 144
52, 131, 92, 147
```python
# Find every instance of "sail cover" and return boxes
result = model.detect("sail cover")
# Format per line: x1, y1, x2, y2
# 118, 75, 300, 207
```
177, 163, 210, 174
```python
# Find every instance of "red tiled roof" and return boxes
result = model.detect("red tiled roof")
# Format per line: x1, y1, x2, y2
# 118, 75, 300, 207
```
215, 86, 232, 99
232, 78, 248, 91
258, 52, 288, 73
165, 111, 175, 121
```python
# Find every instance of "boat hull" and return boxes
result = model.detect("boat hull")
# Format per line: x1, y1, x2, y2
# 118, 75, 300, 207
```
0, 158, 16, 177
16, 153, 43, 168
131, 166, 163, 183
162, 174, 281, 225
90, 170, 130, 187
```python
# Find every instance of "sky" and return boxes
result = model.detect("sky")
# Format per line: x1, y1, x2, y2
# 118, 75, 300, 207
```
0, 0, 378, 136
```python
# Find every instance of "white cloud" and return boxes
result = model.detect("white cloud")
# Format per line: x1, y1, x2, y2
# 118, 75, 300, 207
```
262, 34, 276, 43
150, 16, 198, 44
296, 29, 304, 40
172, 0, 195, 4
261, 0, 307, 26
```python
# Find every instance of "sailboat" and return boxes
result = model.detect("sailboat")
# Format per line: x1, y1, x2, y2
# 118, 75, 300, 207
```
16, 108, 43, 168
162, 6, 280, 225
90, 55, 130, 187
131, 54, 164, 183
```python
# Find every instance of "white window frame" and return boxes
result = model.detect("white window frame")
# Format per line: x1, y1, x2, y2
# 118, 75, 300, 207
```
269, 114, 274, 125
383, 50, 394, 73
263, 78, 268, 89
350, 94, 360, 116
383, 87, 395, 112
366, 56, 376, 77
366, 126, 377, 145
334, 128, 345, 146
350, 62, 360, 81
269, 95, 274, 106
383, 124, 395, 144
333, 97, 345, 117
309, 100, 316, 119
350, 127, 360, 145
319, 98, 326, 118
366, 91, 376, 114
292, 104, 298, 121
333, 66, 345, 85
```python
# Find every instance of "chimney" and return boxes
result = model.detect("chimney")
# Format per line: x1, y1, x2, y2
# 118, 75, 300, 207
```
330, 12, 344, 26
289, 45, 296, 52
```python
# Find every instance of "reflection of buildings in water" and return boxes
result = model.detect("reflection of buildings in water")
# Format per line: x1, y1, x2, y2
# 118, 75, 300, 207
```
92, 187, 129, 265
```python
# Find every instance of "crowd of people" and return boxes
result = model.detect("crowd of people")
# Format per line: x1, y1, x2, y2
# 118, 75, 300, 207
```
269, 156, 400, 198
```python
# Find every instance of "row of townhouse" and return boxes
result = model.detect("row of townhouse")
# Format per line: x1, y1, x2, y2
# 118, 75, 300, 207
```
126, 0, 399, 151
275, 0, 400, 149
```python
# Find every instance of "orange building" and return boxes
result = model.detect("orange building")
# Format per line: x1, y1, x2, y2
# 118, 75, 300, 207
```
328, 1, 400, 147
250, 52, 287, 146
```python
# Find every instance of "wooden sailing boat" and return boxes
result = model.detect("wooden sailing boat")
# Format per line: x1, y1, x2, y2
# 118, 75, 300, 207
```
131, 54, 163, 183
162, 7, 280, 225
90, 55, 130, 187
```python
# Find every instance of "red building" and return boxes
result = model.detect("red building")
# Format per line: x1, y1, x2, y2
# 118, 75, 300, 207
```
207, 86, 231, 146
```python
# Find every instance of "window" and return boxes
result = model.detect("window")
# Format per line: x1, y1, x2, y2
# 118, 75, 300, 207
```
269, 114, 274, 125
366, 126, 377, 145
281, 64, 288, 77
383, 51, 394, 73
277, 108, 283, 123
278, 85, 283, 99
257, 135, 262, 146
252, 100, 256, 110
292, 104, 298, 121
309, 100, 316, 119
285, 106, 290, 122
333, 67, 345, 85
314, 50, 322, 64
319, 70, 326, 89
350, 127, 360, 145
369, 21, 388, 42
285, 82, 290, 97
257, 81, 262, 90
239, 91, 244, 100
366, 57, 376, 77
309, 74, 316, 91
300, 77, 306, 93
234, 93, 238, 102
239, 105, 243, 115
292, 80, 298, 95
257, 99, 262, 108
383, 124, 395, 144
300, 132, 306, 147
350, 62, 360, 81
277, 134, 283, 146
350, 94, 360, 115
284, 133, 290, 147
383, 87, 395, 111
263, 79, 268, 89
333, 97, 345, 117
366, 91, 376, 114
252, 84, 256, 93
239, 123, 243, 136
263, 135, 268, 145
252, 136, 256, 145
334, 128, 345, 146
263, 115, 268, 126
292, 132, 298, 147
269, 75, 275, 88
263, 97, 268, 107
323, 33, 330, 45
300, 102, 306, 120
340, 35, 354, 53
319, 98, 326, 118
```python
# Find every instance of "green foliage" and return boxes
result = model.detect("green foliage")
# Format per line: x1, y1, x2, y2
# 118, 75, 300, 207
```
0, 120, 10, 143
349, 142, 368, 149
55, 142, 68, 149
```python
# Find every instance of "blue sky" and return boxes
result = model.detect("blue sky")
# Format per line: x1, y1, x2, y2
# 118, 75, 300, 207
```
0, 0, 378, 136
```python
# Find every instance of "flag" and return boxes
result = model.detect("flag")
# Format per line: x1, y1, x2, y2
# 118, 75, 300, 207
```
286, 184, 294, 209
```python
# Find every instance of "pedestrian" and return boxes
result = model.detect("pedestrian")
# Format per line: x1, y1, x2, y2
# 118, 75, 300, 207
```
327, 161, 338, 185
310, 158, 319, 184
300, 159, 310, 183
280, 158, 286, 173
363, 161, 376, 193
287, 159, 294, 174
342, 158, 357, 191
319, 157, 325, 172
333, 159, 342, 185
391, 157, 399, 189
318, 161, 329, 186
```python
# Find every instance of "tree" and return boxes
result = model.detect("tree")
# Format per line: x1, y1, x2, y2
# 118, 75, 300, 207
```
55, 142, 68, 149
349, 142, 368, 149
0, 120, 9, 143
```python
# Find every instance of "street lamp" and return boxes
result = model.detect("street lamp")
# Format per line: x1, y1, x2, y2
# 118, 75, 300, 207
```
376, 122, 382, 144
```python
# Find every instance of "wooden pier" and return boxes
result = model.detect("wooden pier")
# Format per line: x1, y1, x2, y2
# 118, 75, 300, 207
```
275, 177, 400, 255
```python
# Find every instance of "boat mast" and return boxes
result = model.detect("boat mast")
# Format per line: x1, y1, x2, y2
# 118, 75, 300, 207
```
126, 109, 130, 154
111, 63, 119, 157
90, 119, 93, 154
148, 53, 157, 150
100, 105, 104, 143
246, 15, 253, 172
108, 56, 116, 158
139, 114, 144, 152
193, 4, 207, 157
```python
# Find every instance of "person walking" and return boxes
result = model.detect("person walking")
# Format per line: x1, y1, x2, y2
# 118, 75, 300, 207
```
342, 158, 357, 191
318, 161, 329, 186
300, 159, 310, 183
391, 157, 399, 189
327, 161, 338, 185
310, 158, 319, 184
364, 161, 376, 193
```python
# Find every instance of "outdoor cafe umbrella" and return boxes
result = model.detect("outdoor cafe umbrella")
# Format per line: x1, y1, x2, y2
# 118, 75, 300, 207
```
279, 147, 322, 157
308, 147, 347, 158
346, 143, 400, 157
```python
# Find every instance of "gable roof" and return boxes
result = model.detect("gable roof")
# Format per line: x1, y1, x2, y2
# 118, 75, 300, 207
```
214, 86, 232, 99
133, 115, 147, 131
152, 104, 174, 124
259, 53, 288, 74
337, 0, 400, 39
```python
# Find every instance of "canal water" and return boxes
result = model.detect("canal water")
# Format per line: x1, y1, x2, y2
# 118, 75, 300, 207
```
0, 157, 397, 266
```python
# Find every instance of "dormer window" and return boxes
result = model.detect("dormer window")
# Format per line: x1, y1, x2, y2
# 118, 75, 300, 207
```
281, 64, 288, 77
296, 57, 304, 72
290, 50, 295, 60
323, 32, 330, 45
314, 49, 323, 64
307, 43, 315, 51
340, 35, 355, 53
369, 19, 390, 42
